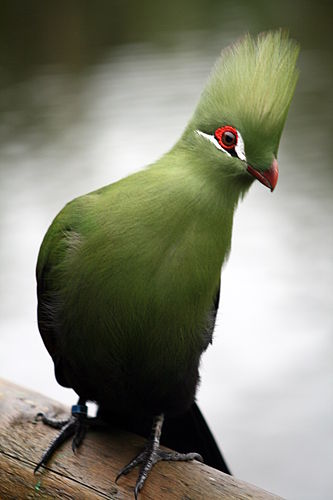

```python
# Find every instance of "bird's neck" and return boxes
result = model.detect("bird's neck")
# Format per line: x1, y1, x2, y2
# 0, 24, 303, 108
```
147, 144, 247, 270
155, 142, 247, 217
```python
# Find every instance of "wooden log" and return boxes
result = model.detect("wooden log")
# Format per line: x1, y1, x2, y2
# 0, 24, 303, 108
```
0, 378, 283, 499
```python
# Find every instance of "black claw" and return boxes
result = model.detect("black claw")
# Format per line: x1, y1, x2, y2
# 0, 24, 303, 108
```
116, 413, 202, 498
35, 411, 70, 429
35, 401, 91, 472
115, 451, 142, 482
72, 420, 87, 453
158, 450, 203, 463
34, 418, 77, 473
134, 482, 141, 500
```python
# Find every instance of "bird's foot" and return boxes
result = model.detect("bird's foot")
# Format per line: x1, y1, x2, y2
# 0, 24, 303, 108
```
34, 402, 94, 472
116, 414, 202, 499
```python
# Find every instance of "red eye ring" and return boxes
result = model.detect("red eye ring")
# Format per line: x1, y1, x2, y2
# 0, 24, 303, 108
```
214, 126, 238, 150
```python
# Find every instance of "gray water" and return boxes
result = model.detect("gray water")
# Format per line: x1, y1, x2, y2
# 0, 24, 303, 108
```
0, 3, 332, 499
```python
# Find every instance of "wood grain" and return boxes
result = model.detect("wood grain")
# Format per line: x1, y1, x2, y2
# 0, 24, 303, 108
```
0, 378, 283, 499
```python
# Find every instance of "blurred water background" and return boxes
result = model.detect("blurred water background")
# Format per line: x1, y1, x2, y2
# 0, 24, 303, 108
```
0, 1, 332, 499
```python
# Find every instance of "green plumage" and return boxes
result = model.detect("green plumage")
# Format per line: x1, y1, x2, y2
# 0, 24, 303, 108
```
38, 149, 236, 412
37, 30, 298, 461
188, 30, 299, 168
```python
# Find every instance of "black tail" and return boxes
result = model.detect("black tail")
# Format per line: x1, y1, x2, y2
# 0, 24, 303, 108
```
161, 402, 231, 474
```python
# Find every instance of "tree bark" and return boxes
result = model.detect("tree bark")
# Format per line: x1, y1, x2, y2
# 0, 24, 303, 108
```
0, 378, 283, 499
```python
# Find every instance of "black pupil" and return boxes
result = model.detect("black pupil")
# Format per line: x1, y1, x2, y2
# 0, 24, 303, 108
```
222, 131, 236, 145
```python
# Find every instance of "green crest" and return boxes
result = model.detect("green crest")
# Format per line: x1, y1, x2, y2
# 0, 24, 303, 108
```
190, 31, 299, 167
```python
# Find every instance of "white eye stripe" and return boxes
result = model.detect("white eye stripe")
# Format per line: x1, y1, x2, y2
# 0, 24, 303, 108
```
235, 133, 246, 161
196, 129, 246, 162
196, 130, 232, 157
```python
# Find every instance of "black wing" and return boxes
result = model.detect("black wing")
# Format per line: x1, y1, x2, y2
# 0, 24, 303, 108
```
201, 281, 221, 351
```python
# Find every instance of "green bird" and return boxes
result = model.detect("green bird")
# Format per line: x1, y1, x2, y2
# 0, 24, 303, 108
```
35, 31, 299, 497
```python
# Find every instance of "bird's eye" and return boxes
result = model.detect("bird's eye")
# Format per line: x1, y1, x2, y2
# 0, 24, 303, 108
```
214, 126, 238, 150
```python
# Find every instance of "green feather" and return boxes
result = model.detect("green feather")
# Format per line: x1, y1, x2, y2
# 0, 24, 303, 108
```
187, 30, 299, 169
37, 30, 299, 409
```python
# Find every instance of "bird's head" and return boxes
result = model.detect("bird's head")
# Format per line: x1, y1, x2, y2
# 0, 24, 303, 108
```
183, 31, 299, 192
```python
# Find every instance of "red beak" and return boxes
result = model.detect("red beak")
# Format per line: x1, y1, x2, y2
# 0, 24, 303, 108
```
247, 158, 279, 191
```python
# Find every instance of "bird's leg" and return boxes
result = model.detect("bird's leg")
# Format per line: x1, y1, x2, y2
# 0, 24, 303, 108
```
116, 413, 203, 499
34, 398, 96, 472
